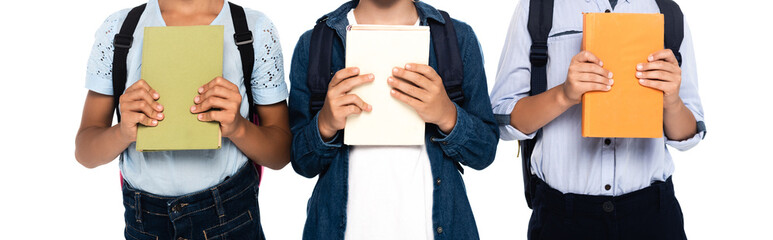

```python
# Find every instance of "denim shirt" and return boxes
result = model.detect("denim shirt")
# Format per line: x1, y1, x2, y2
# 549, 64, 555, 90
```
288, 1, 499, 239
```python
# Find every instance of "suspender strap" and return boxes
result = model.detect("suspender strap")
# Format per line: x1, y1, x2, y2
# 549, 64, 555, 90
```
655, 0, 684, 66
522, 0, 554, 209
308, 17, 335, 115
228, 2, 257, 122
428, 10, 465, 105
112, 3, 147, 122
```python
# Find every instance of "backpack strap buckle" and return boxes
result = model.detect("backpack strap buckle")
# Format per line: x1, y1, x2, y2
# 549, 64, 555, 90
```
234, 31, 254, 46
529, 42, 549, 66
113, 34, 134, 49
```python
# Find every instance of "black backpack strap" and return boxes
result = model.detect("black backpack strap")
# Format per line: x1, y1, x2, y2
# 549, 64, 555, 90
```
228, 2, 257, 122
308, 16, 335, 115
522, 0, 554, 209
428, 10, 464, 106
112, 3, 146, 122
655, 0, 684, 66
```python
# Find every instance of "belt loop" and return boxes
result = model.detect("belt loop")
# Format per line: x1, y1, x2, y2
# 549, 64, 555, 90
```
564, 194, 574, 221
211, 187, 226, 222
134, 192, 142, 224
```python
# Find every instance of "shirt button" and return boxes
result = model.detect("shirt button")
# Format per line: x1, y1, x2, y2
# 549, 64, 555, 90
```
605, 9, 611, 13
436, 226, 443, 234
604, 138, 612, 146
177, 237, 187, 240
604, 184, 611, 191
436, 178, 442, 185
603, 201, 615, 213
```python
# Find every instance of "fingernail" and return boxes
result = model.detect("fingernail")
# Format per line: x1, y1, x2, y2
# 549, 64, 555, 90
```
194, 96, 200, 103
198, 114, 203, 120
368, 74, 374, 80
639, 79, 645, 84
636, 72, 642, 77
153, 93, 159, 99
156, 105, 163, 111
198, 87, 204, 93
606, 85, 612, 90
637, 64, 643, 70
353, 68, 360, 74
391, 89, 396, 94
608, 72, 613, 78
405, 64, 411, 70
157, 113, 163, 119
609, 79, 614, 85
599, 61, 603, 67
191, 106, 196, 111
387, 77, 393, 83
393, 67, 399, 73
648, 55, 654, 61
152, 120, 158, 125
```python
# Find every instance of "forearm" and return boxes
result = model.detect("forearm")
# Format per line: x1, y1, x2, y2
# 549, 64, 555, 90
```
230, 118, 292, 170
663, 99, 697, 141
510, 85, 574, 135
75, 125, 132, 168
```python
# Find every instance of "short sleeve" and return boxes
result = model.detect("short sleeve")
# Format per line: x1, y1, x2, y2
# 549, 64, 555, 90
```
85, 10, 128, 96
250, 16, 288, 105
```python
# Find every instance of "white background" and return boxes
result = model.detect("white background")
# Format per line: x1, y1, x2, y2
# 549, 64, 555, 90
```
0, 0, 771, 239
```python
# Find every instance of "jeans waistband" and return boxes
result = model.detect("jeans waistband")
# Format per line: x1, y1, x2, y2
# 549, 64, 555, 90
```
533, 176, 676, 218
122, 162, 260, 221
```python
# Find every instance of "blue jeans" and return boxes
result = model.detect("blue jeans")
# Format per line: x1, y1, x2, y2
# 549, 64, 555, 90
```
122, 162, 265, 240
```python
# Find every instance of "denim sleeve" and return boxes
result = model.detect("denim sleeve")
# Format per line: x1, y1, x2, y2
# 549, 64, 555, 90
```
431, 21, 499, 171
288, 31, 343, 178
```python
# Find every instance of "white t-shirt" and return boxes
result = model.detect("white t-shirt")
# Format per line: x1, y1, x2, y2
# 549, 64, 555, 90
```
344, 10, 434, 240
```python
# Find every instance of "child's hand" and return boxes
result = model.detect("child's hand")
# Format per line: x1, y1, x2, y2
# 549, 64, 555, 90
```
389, 63, 457, 134
636, 49, 683, 109
191, 77, 245, 138
561, 51, 614, 105
317, 67, 374, 141
118, 79, 164, 142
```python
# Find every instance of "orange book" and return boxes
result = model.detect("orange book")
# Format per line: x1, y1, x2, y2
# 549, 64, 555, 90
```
582, 13, 664, 138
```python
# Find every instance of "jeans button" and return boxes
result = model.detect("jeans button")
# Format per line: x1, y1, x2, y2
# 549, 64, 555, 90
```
603, 201, 614, 213
171, 204, 181, 213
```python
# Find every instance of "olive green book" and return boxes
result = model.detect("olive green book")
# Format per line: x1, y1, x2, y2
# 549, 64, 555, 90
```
136, 25, 223, 151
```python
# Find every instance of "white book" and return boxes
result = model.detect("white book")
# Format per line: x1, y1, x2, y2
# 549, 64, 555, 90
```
344, 25, 430, 145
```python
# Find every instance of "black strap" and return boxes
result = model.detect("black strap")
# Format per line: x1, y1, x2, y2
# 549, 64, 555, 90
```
308, 16, 335, 115
228, 2, 258, 122
112, 3, 146, 122
522, 0, 554, 209
429, 10, 465, 105
655, 0, 684, 66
